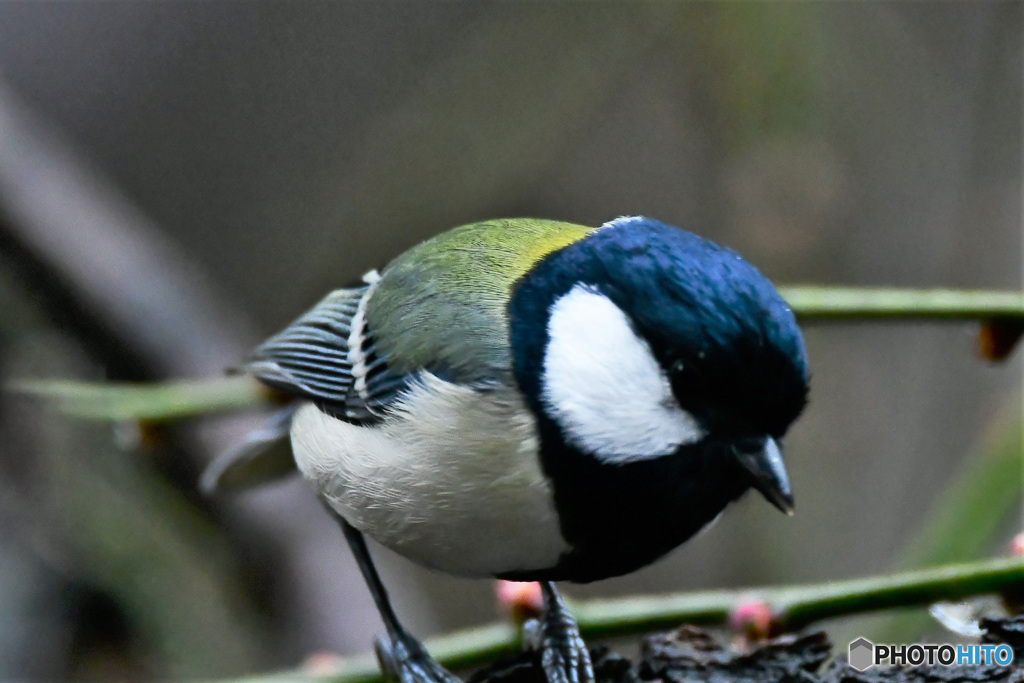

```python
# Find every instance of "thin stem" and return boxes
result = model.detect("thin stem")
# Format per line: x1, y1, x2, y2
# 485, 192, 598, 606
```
8, 375, 268, 420
780, 286, 1024, 322
235, 555, 1024, 683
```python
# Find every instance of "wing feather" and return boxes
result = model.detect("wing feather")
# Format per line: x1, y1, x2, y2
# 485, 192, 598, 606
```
245, 281, 409, 422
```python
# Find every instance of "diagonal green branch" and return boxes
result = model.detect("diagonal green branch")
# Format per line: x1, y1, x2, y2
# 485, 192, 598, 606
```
870, 403, 1023, 642
239, 555, 1024, 683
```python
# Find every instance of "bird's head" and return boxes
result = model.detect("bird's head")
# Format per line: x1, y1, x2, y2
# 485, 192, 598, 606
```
509, 216, 809, 515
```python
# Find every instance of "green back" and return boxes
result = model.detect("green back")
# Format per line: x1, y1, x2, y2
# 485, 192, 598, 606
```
367, 218, 593, 383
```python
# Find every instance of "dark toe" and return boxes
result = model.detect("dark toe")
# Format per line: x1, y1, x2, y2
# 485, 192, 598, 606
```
375, 635, 462, 683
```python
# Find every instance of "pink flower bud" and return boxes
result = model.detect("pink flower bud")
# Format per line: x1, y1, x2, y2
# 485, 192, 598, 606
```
728, 598, 774, 643
1009, 532, 1024, 556
301, 651, 344, 675
495, 580, 543, 623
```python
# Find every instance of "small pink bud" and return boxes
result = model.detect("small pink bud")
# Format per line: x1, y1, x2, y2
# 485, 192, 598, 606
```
301, 651, 344, 674
1009, 533, 1024, 556
1003, 534, 1024, 613
728, 598, 774, 643
495, 580, 543, 623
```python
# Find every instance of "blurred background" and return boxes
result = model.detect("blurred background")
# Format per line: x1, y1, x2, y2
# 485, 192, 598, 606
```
0, 2, 1020, 680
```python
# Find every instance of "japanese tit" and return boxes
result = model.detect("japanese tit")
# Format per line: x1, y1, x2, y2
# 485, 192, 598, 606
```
215, 216, 809, 683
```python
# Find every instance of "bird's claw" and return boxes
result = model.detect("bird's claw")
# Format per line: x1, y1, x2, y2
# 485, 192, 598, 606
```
539, 629, 593, 683
522, 606, 594, 683
374, 635, 462, 683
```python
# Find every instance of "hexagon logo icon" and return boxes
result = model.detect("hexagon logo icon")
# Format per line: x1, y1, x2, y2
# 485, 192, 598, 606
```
849, 637, 875, 672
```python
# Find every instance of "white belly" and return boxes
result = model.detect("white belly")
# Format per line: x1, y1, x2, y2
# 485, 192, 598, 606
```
290, 373, 569, 577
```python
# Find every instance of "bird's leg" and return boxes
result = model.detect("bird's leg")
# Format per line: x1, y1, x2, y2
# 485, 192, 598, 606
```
328, 506, 461, 683
524, 582, 595, 683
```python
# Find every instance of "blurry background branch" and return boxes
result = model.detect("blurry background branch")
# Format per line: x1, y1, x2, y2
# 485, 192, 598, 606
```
0, 82, 256, 377
783, 288, 1024, 323
0, 81, 381, 677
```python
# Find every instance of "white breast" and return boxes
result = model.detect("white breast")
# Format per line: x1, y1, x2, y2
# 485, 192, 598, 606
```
542, 284, 706, 463
290, 373, 568, 577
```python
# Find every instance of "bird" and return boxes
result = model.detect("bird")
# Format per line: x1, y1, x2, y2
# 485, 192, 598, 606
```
206, 216, 810, 683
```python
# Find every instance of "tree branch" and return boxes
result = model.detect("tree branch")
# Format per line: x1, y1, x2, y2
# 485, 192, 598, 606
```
238, 555, 1024, 683
781, 287, 1024, 322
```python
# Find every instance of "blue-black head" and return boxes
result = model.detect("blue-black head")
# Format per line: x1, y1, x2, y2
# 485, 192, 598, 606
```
511, 216, 808, 444
507, 217, 809, 579
600, 217, 809, 442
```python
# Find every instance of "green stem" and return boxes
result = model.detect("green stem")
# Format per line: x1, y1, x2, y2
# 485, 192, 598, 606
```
774, 555, 1024, 630
780, 287, 1024, 322
899, 407, 1023, 569
8, 375, 267, 420
575, 555, 1024, 635
238, 555, 1024, 683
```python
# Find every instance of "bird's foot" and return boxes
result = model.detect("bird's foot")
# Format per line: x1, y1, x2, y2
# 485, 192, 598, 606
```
375, 635, 462, 683
523, 586, 594, 683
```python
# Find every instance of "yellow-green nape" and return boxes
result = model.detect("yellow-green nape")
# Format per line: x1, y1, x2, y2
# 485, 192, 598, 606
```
406, 218, 594, 288
365, 218, 595, 381
509, 219, 596, 277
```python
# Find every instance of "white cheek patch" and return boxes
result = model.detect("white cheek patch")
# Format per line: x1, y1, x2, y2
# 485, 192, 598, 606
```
541, 284, 706, 464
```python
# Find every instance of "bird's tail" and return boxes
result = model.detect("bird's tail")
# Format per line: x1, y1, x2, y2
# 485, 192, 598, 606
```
199, 404, 299, 494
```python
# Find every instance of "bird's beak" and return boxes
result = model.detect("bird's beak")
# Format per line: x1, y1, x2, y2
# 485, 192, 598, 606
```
732, 437, 794, 516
